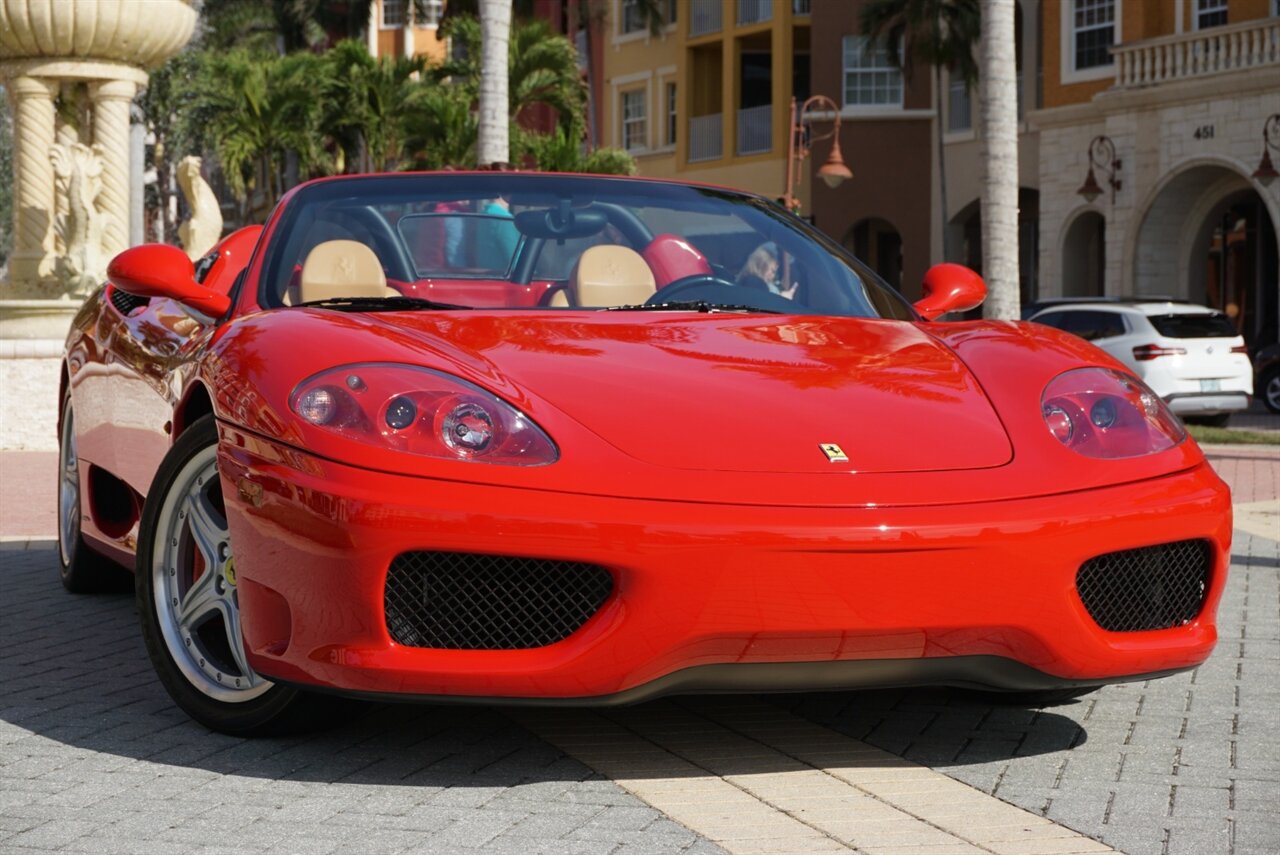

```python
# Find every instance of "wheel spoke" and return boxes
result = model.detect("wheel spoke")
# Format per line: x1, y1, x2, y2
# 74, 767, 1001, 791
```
178, 566, 224, 630
224, 607, 257, 685
184, 489, 226, 570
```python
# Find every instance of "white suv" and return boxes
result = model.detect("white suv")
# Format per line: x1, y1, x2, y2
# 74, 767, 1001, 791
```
1028, 301, 1253, 423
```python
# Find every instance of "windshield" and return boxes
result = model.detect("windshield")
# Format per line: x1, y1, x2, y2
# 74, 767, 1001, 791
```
259, 174, 915, 319
1149, 313, 1238, 339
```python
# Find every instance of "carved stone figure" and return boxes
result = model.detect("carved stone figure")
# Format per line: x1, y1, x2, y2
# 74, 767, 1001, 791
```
49, 141, 114, 298
177, 156, 223, 260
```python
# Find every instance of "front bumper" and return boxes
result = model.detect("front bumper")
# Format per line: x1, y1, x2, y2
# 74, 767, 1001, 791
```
218, 432, 1232, 702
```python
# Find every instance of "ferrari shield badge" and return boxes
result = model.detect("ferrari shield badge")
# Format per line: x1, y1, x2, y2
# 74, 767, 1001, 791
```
819, 443, 848, 463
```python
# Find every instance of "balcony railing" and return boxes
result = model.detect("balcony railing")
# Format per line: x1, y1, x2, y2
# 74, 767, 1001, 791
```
736, 105, 772, 155
1112, 17, 1280, 88
737, 0, 771, 26
689, 0, 721, 37
689, 113, 723, 162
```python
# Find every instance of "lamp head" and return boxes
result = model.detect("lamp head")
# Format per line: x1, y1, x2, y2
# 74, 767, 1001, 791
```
1254, 148, 1278, 187
1077, 166, 1103, 203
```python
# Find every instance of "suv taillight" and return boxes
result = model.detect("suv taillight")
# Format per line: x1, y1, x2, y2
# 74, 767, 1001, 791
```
1132, 343, 1187, 361
1230, 345, 1249, 355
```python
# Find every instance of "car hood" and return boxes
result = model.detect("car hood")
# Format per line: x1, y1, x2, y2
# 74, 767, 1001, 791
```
369, 312, 1013, 475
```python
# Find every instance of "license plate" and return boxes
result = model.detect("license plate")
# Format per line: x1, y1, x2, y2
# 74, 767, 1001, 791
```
1200, 379, 1221, 392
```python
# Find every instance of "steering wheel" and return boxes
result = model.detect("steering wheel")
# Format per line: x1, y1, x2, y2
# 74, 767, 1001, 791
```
646, 274, 740, 303
645, 274, 798, 313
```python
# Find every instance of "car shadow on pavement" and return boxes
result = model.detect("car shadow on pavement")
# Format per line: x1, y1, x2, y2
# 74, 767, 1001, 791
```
2, 542, 1083, 792
779, 686, 1089, 769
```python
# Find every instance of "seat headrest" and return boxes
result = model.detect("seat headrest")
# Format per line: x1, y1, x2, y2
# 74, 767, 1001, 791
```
572, 245, 656, 307
643, 234, 712, 287
298, 240, 388, 304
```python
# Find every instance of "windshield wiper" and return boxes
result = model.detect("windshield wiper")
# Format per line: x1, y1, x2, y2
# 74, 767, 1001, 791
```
294, 295, 469, 312
605, 300, 785, 314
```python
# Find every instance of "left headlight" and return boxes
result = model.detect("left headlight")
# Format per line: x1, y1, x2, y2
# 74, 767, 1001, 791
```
1041, 367, 1185, 458
290, 363, 558, 466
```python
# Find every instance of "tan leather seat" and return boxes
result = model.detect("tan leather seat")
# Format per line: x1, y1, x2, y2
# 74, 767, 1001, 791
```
549, 245, 656, 308
296, 239, 398, 304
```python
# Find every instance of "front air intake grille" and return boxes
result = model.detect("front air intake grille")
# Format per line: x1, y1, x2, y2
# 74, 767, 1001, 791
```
385, 551, 614, 649
108, 286, 149, 316
1076, 539, 1212, 632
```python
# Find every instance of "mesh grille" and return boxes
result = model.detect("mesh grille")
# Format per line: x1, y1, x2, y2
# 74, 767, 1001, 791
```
1076, 539, 1212, 632
385, 551, 614, 649
109, 286, 149, 316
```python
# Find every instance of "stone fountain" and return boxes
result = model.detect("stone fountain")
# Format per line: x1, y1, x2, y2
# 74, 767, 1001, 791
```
0, 0, 196, 448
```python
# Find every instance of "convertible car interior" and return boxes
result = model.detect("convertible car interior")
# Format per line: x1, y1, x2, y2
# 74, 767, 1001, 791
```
261, 187, 900, 318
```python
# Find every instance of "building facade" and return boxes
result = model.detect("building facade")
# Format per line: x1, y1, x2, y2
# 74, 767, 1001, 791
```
1034, 0, 1279, 352
603, 0, 1278, 346
367, 0, 449, 64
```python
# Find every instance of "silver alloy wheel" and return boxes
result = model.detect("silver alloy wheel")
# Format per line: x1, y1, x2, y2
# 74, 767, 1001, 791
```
152, 444, 271, 702
1267, 372, 1280, 413
58, 406, 80, 566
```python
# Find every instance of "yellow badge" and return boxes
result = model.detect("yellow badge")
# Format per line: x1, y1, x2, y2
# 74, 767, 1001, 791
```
819, 443, 848, 463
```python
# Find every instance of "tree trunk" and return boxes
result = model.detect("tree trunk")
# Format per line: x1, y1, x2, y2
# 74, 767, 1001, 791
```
979, 0, 1019, 320
935, 63, 950, 264
477, 0, 512, 167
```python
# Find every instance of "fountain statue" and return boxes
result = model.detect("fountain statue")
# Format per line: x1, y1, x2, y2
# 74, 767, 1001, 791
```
177, 156, 224, 261
49, 141, 113, 298
0, 1, 197, 449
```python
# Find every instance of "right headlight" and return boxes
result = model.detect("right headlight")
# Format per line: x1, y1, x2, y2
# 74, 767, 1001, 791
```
290, 362, 558, 466
1040, 367, 1185, 459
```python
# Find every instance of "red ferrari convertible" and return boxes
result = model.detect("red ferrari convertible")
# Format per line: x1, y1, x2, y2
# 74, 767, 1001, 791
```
59, 173, 1231, 735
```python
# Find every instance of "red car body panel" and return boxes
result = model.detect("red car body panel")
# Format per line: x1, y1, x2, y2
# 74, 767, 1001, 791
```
62, 173, 1232, 705
218, 426, 1228, 700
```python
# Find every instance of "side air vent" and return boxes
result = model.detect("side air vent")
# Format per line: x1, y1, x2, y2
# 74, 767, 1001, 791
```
109, 285, 150, 316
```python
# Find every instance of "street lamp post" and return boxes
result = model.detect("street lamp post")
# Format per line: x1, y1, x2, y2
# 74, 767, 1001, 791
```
782, 95, 853, 214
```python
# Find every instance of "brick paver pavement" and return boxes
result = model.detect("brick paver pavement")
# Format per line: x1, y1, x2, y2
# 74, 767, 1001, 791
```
1, 444, 1274, 854
0, 541, 726, 855
783, 449, 1280, 855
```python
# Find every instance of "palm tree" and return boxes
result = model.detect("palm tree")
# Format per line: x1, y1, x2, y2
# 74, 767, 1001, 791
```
200, 0, 379, 54
978, 0, 1019, 319
859, 0, 979, 265
436, 15, 590, 167
184, 50, 331, 211
403, 86, 479, 170
324, 41, 427, 172
477, 0, 513, 167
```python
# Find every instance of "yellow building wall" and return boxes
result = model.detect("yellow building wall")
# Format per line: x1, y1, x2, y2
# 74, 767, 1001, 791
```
413, 27, 447, 65
600, 12, 681, 171
1042, 1, 1111, 108
601, 0, 800, 197
1184, 0, 1274, 24
1044, 0, 1277, 109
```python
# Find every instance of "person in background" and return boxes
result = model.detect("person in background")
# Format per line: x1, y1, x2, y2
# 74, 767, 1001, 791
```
737, 242, 794, 298
477, 196, 519, 267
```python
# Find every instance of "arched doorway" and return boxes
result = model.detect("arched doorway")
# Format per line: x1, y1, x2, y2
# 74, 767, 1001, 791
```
949, 189, 1040, 305
1133, 164, 1279, 350
1195, 192, 1278, 348
1061, 211, 1105, 297
847, 218, 903, 290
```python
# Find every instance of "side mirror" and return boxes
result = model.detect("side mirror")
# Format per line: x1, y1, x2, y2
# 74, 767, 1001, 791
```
107, 244, 231, 319
912, 263, 987, 321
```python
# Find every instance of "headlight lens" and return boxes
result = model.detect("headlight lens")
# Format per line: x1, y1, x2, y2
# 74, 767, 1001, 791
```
290, 363, 558, 465
1041, 367, 1184, 458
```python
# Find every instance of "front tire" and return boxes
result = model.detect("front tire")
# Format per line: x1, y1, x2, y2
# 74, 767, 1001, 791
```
136, 414, 333, 735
